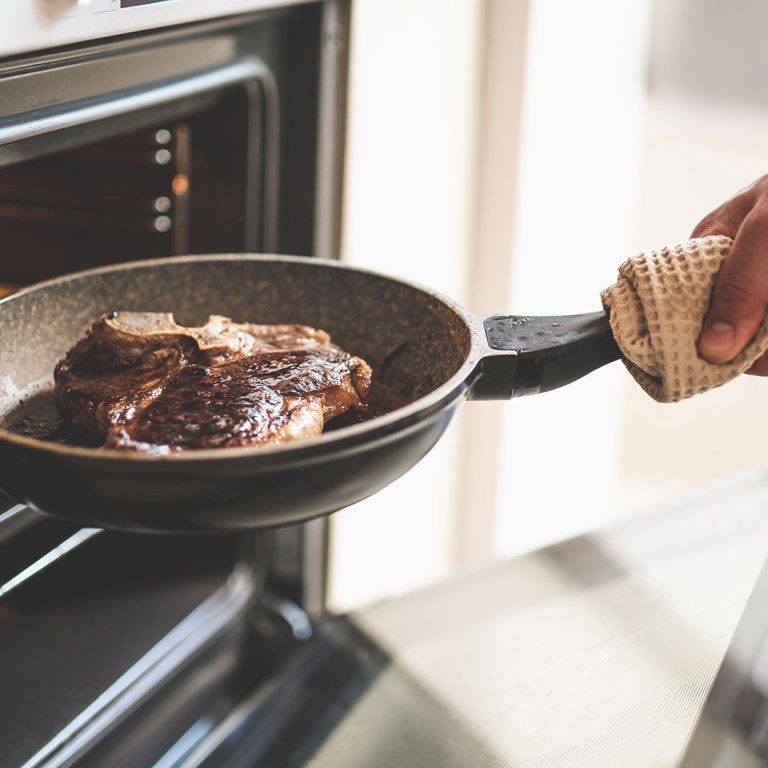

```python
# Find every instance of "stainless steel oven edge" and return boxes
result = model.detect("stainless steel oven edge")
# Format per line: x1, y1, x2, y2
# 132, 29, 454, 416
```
0, 26, 279, 252
0, 0, 305, 59
0, 2, 353, 764
19, 545, 265, 768
0, 0, 353, 607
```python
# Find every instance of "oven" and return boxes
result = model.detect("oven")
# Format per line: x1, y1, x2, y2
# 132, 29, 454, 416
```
0, 2, 351, 765
9, 4, 768, 768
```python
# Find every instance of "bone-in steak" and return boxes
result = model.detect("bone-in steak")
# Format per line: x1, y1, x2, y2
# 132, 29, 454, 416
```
54, 312, 372, 453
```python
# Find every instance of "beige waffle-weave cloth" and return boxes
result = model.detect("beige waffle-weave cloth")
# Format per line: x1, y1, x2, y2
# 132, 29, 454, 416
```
601, 235, 768, 403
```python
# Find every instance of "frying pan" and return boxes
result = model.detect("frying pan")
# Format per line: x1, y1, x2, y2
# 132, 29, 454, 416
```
0, 255, 620, 532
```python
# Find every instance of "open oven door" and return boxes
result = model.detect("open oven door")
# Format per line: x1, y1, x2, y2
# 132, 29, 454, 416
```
0, 3, 351, 766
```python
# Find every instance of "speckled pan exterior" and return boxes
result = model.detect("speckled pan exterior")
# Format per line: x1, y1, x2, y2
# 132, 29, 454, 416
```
0, 255, 479, 531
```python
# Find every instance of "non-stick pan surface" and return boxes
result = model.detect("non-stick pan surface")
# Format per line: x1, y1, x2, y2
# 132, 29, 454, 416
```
0, 255, 619, 532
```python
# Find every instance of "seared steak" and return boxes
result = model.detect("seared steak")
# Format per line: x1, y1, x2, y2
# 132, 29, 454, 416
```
54, 312, 372, 453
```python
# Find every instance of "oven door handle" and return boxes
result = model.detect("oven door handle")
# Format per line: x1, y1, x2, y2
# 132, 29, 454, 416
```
0, 57, 279, 249
0, 58, 271, 146
0, 494, 41, 545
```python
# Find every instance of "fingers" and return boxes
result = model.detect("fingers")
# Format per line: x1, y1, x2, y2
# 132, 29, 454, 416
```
697, 203, 768, 363
691, 184, 759, 239
747, 351, 768, 376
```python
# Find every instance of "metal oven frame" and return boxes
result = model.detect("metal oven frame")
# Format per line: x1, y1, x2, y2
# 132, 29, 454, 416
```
0, 2, 351, 764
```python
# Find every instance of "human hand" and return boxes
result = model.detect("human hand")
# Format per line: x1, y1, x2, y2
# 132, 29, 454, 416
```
693, 175, 768, 375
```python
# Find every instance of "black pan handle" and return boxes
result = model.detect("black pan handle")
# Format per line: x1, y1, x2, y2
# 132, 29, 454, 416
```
468, 311, 621, 400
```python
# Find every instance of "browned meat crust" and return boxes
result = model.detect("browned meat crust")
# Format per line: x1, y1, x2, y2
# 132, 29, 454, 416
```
54, 312, 372, 454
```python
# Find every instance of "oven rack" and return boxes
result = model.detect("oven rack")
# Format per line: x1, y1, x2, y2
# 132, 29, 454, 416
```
0, 491, 271, 768
0, 494, 101, 598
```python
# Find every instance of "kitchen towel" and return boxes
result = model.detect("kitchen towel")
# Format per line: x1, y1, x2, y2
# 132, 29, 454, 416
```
601, 235, 768, 402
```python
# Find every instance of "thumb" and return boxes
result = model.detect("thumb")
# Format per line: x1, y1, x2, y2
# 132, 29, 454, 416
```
698, 234, 768, 363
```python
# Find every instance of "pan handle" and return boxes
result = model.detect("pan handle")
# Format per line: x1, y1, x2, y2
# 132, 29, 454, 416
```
468, 311, 621, 400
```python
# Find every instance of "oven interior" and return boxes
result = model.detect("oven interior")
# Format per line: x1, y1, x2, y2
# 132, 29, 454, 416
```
0, 91, 252, 293
0, 5, 345, 766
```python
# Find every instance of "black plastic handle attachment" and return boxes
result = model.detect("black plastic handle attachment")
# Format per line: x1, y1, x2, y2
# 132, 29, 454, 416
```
470, 311, 621, 400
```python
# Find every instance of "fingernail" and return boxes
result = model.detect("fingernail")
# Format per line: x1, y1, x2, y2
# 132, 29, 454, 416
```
700, 321, 735, 354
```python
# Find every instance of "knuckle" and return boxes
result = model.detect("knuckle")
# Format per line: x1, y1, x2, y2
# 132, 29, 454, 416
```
692, 207, 743, 239
691, 212, 720, 238
750, 197, 768, 222
693, 174, 768, 238
713, 273, 760, 308
752, 174, 768, 194
747, 353, 768, 376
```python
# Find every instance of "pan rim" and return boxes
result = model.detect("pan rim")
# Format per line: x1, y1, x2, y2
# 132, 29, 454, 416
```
0, 253, 482, 463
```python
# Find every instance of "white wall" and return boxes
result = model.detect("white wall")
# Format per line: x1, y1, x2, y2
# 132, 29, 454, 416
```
620, 98, 768, 511
610, 0, 768, 512
328, 0, 657, 608
494, 0, 653, 556
328, 0, 484, 611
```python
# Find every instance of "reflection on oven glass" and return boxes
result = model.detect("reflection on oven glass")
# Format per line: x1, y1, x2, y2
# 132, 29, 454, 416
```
120, 0, 173, 7
0, 2, 347, 765
0, 86, 253, 290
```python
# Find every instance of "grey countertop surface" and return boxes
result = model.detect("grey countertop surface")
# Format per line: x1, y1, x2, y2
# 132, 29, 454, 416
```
308, 470, 768, 768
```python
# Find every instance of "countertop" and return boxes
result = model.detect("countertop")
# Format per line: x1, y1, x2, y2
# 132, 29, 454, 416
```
306, 470, 768, 767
